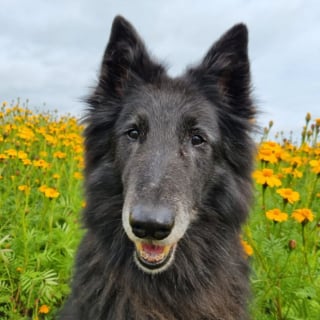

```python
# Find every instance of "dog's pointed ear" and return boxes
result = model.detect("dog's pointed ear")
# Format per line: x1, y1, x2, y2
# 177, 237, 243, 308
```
94, 16, 165, 102
187, 24, 254, 119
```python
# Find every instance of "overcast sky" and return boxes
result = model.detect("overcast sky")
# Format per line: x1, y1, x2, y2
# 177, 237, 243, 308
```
1, 0, 319, 135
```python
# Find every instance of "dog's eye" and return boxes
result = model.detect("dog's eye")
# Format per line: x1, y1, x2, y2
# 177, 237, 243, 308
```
191, 134, 205, 146
127, 129, 140, 140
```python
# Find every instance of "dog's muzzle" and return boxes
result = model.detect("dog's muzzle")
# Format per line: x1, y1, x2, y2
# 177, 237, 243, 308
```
129, 204, 176, 272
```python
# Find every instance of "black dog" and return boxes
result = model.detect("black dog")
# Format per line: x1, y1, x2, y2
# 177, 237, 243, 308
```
60, 15, 255, 320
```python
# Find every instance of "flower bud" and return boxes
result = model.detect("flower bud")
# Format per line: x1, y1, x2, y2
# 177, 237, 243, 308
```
305, 112, 311, 122
288, 239, 297, 250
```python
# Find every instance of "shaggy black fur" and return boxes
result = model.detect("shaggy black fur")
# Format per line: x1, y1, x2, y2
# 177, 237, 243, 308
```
59, 16, 256, 320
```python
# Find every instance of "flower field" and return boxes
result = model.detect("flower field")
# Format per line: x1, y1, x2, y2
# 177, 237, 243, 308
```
245, 118, 320, 319
0, 101, 319, 319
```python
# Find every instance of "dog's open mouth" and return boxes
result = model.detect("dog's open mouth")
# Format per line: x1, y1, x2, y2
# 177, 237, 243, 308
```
134, 242, 176, 271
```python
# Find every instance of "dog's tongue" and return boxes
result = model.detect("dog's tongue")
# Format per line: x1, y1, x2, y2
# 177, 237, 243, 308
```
141, 243, 165, 255
136, 242, 174, 266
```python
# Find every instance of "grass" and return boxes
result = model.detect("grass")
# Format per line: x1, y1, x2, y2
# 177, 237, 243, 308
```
0, 100, 319, 319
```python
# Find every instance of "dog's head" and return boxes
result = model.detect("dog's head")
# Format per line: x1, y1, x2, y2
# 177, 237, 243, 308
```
85, 16, 255, 274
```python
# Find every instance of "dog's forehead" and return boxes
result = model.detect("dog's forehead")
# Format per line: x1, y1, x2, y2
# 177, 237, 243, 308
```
124, 82, 218, 127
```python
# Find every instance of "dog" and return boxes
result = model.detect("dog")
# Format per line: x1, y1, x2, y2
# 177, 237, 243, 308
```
59, 15, 256, 320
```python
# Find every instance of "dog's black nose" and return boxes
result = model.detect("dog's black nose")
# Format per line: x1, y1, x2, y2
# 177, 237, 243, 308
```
130, 205, 174, 240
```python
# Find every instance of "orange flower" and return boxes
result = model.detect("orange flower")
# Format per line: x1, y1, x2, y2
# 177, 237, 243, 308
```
39, 304, 50, 314
266, 208, 288, 222
276, 188, 300, 204
292, 208, 314, 224
252, 169, 282, 187
241, 239, 253, 257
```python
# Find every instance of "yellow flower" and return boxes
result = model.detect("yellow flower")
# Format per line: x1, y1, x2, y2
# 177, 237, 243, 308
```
39, 185, 60, 198
73, 145, 83, 154
257, 142, 280, 164
17, 126, 35, 141
5, 149, 18, 158
292, 169, 303, 178
0, 153, 8, 160
241, 239, 253, 257
33, 159, 50, 169
22, 158, 32, 166
300, 143, 312, 154
310, 160, 320, 174
18, 185, 31, 194
252, 169, 282, 187
52, 173, 60, 179
38, 185, 48, 193
281, 167, 303, 178
73, 171, 83, 180
39, 304, 50, 314
44, 188, 60, 199
276, 188, 300, 204
266, 208, 288, 222
292, 208, 314, 224
17, 150, 28, 160
53, 151, 67, 159
44, 134, 57, 146
290, 156, 305, 168
284, 142, 296, 152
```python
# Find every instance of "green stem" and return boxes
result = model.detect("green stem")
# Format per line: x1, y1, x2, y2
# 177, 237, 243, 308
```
307, 175, 319, 207
301, 224, 312, 280
275, 279, 283, 320
262, 184, 267, 211
22, 193, 30, 267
